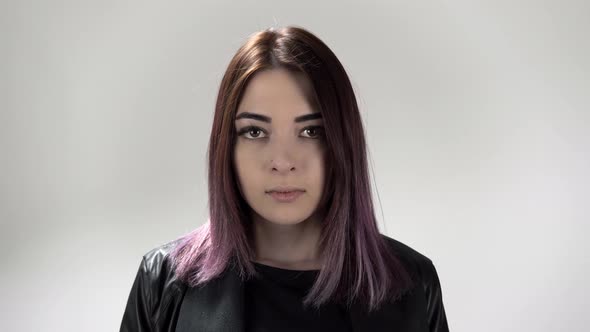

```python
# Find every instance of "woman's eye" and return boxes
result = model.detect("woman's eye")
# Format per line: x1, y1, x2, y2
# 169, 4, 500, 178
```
237, 126, 324, 140
301, 126, 324, 139
238, 126, 267, 139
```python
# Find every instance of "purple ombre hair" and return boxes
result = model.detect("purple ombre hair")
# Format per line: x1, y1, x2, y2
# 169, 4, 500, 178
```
170, 26, 414, 311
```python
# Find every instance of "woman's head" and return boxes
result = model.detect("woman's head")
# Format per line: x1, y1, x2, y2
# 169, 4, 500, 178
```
211, 26, 359, 230
233, 68, 327, 227
171, 26, 413, 311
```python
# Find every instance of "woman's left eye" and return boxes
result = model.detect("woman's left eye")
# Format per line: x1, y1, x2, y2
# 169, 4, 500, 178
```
301, 126, 324, 139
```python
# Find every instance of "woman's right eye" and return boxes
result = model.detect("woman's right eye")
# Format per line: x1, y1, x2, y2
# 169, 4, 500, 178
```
237, 126, 267, 139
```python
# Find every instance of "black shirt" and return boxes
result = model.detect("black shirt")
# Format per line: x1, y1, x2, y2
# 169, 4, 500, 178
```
244, 262, 352, 332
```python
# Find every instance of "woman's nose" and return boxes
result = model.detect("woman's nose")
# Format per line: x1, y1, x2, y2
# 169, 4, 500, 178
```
268, 138, 297, 173
271, 159, 296, 173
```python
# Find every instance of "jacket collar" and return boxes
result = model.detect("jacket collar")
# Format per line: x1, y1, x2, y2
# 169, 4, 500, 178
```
175, 264, 421, 332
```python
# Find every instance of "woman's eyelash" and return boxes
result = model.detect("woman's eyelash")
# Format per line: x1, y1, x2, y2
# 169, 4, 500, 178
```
302, 126, 325, 138
237, 125, 324, 139
236, 126, 265, 138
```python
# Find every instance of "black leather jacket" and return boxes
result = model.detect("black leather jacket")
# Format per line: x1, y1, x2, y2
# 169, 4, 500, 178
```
120, 235, 449, 332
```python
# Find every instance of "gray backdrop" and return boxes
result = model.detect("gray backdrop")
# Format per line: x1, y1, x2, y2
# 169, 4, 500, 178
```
2, 0, 589, 331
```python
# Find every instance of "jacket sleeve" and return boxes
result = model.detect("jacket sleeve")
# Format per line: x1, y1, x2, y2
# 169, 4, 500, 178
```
120, 257, 155, 332
424, 260, 449, 332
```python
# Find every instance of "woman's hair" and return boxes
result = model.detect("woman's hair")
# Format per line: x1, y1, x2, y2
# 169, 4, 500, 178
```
170, 25, 414, 311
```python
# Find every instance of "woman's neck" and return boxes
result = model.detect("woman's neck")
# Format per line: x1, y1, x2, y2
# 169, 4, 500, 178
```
251, 212, 323, 270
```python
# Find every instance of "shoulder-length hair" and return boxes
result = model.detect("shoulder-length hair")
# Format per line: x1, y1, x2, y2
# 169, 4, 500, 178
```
170, 25, 413, 311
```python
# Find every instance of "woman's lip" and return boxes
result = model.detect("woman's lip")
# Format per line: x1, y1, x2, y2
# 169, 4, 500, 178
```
267, 187, 305, 193
267, 189, 305, 193
268, 190, 304, 203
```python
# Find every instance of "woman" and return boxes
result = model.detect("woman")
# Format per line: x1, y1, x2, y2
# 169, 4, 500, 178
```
120, 25, 449, 332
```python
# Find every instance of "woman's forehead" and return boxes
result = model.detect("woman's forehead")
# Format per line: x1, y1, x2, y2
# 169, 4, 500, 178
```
237, 69, 318, 117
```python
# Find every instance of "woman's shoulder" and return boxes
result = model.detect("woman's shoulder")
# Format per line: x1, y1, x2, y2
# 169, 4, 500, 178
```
120, 238, 187, 331
141, 238, 183, 271
137, 237, 188, 292
380, 234, 442, 286
142, 234, 439, 281
381, 234, 432, 264
136, 237, 188, 300
380, 233, 448, 330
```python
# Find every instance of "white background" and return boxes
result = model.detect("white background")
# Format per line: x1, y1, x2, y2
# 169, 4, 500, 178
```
1, 0, 589, 331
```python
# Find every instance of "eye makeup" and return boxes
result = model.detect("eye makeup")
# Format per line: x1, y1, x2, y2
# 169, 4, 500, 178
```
236, 125, 325, 140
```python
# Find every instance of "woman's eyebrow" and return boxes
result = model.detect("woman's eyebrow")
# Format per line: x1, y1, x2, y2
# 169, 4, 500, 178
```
235, 112, 322, 123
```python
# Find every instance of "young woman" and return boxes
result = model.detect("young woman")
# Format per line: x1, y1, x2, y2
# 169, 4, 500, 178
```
120, 26, 449, 332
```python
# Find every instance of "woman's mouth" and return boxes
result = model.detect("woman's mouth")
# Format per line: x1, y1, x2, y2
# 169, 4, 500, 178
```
267, 190, 304, 203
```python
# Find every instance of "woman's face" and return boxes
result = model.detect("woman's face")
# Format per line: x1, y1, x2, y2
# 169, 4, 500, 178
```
234, 68, 326, 226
